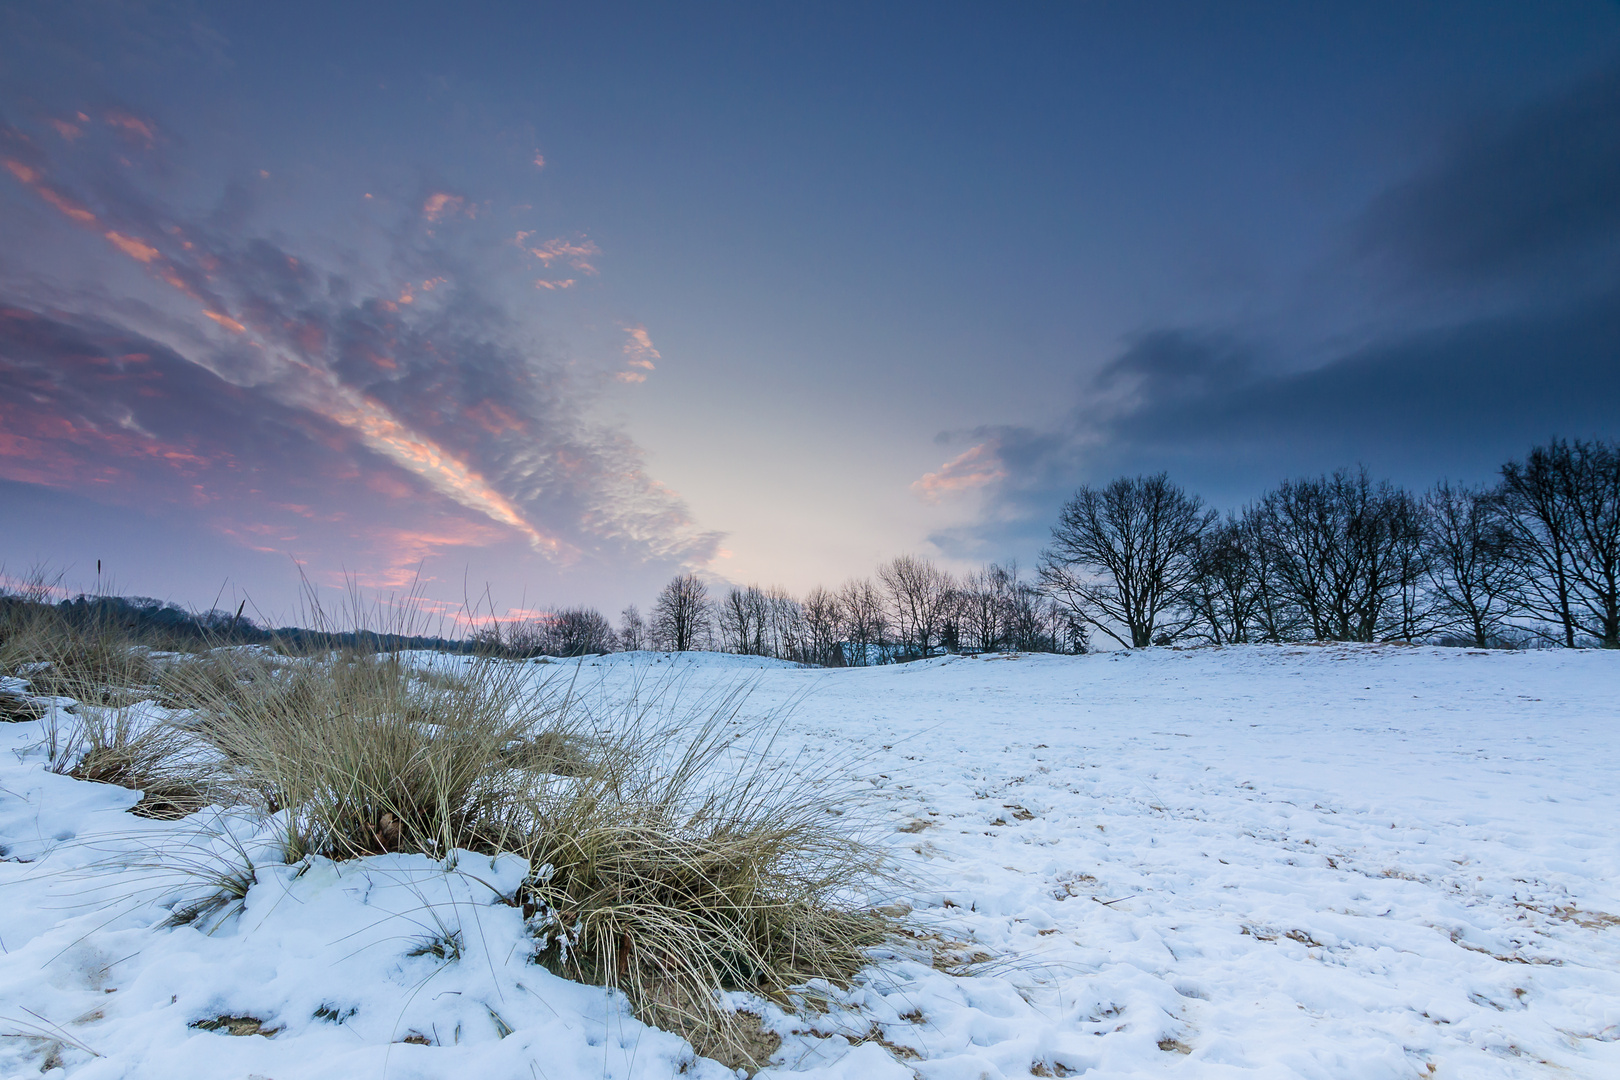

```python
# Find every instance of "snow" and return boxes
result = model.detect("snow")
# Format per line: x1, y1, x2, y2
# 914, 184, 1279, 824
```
2, 644, 1617, 1078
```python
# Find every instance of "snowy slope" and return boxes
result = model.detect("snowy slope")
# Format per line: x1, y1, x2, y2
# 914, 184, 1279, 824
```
2, 644, 1617, 1079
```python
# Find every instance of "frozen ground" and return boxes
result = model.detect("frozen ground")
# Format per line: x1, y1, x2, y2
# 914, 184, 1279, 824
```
1, 644, 1617, 1078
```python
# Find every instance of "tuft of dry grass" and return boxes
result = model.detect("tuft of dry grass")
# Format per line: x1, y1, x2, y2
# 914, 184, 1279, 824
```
46, 699, 208, 819
518, 690, 891, 1069
168, 650, 590, 860
0, 570, 160, 701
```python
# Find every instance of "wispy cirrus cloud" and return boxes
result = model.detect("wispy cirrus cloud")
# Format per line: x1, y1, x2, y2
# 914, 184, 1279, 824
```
617, 324, 660, 382
911, 442, 1006, 504
0, 114, 720, 585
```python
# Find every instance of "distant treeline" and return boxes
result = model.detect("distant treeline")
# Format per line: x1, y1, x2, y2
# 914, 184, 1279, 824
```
0, 592, 477, 656
484, 437, 1620, 662
474, 559, 1087, 665
11, 438, 1611, 667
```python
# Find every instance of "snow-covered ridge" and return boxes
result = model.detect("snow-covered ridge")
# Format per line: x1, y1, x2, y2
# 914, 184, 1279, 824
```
2, 644, 1617, 1078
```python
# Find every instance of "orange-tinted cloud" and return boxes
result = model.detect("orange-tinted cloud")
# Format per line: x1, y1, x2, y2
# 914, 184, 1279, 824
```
422, 192, 465, 222
203, 310, 247, 334
104, 111, 157, 145
320, 387, 570, 557
1, 130, 725, 578
465, 399, 525, 436
48, 119, 82, 141
621, 325, 660, 370
532, 151, 546, 170
911, 442, 1007, 503
525, 236, 599, 275
3, 159, 98, 224
104, 231, 161, 263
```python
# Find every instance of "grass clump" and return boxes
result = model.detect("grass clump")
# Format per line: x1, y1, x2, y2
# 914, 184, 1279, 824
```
0, 584, 157, 702
54, 703, 207, 819
519, 693, 890, 1069
170, 651, 589, 861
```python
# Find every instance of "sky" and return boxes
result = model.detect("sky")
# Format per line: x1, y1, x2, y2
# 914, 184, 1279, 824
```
2, 1, 1618, 626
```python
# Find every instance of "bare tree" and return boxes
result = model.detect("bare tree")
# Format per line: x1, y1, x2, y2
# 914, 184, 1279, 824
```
543, 607, 617, 656
763, 585, 806, 661
1039, 473, 1215, 648
1251, 467, 1427, 642
718, 586, 767, 655
959, 564, 1010, 653
1183, 516, 1261, 644
651, 573, 711, 652
802, 585, 844, 666
837, 577, 889, 665
1501, 439, 1620, 648
1423, 482, 1523, 648
878, 555, 956, 659
617, 604, 647, 652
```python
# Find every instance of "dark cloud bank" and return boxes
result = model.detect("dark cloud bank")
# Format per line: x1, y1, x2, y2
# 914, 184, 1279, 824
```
936, 58, 1620, 559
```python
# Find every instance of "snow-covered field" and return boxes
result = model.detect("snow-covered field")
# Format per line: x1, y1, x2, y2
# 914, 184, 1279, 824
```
2, 644, 1617, 1079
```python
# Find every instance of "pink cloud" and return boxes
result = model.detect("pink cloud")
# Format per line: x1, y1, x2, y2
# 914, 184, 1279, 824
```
911, 442, 1007, 504
104, 231, 161, 263
422, 191, 466, 223
104, 110, 157, 145
203, 310, 247, 334
621, 325, 660, 370
4, 160, 99, 224
524, 236, 599, 275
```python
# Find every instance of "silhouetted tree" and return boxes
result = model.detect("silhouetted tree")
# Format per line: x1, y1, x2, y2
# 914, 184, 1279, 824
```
1251, 467, 1426, 642
1039, 473, 1215, 648
959, 564, 1011, 653
1423, 482, 1523, 648
1184, 516, 1261, 644
837, 577, 889, 665
652, 573, 711, 652
544, 607, 617, 656
1500, 439, 1620, 648
617, 604, 647, 652
802, 585, 844, 666
878, 555, 956, 659
718, 586, 767, 655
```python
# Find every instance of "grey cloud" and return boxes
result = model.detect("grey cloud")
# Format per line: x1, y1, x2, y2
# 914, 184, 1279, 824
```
932, 291, 1620, 561
1358, 61, 1620, 283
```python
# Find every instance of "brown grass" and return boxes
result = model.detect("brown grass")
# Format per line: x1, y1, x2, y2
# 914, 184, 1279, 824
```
517, 691, 890, 1069
169, 651, 584, 860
